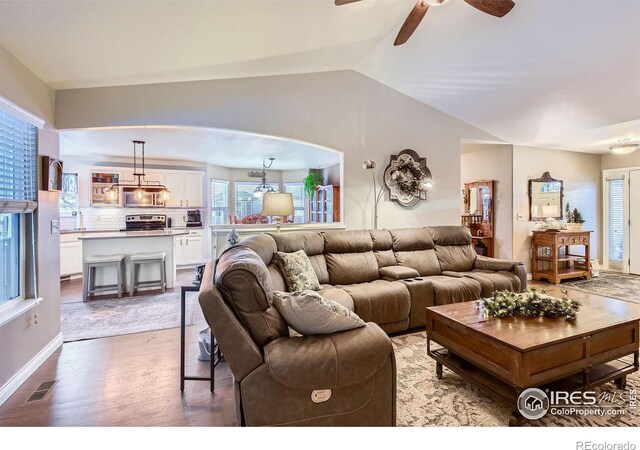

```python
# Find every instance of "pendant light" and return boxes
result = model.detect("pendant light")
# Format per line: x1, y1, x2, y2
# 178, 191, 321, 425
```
106, 141, 170, 200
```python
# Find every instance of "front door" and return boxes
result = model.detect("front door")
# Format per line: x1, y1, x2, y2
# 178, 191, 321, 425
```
630, 170, 640, 274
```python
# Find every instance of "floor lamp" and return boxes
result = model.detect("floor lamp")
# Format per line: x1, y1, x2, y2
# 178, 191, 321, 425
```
363, 160, 385, 230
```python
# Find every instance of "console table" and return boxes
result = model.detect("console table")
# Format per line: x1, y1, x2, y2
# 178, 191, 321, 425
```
531, 230, 592, 285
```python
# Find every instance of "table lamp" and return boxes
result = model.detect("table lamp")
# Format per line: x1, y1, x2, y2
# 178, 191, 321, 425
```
261, 192, 294, 232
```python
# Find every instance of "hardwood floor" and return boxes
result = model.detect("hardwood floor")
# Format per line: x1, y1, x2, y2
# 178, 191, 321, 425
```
0, 277, 608, 427
0, 269, 238, 427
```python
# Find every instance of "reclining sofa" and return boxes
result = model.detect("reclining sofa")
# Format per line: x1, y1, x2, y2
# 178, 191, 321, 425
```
198, 226, 525, 426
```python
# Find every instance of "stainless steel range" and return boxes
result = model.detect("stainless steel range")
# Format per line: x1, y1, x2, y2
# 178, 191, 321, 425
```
123, 214, 166, 232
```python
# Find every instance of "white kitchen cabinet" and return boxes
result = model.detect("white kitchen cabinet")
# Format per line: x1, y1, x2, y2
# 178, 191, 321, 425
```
60, 234, 83, 277
183, 173, 203, 208
175, 230, 204, 266
163, 172, 203, 208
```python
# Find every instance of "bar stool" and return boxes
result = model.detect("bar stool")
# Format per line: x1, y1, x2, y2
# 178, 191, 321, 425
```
129, 252, 167, 296
83, 254, 126, 302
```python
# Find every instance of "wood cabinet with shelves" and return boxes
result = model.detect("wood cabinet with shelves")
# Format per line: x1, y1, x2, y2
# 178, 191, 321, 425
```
310, 185, 340, 223
532, 230, 592, 285
90, 172, 120, 206
461, 180, 494, 257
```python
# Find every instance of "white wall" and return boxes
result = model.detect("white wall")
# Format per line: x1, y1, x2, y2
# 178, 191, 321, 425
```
56, 70, 499, 230
461, 145, 513, 260
0, 45, 60, 398
601, 152, 640, 171
512, 146, 602, 272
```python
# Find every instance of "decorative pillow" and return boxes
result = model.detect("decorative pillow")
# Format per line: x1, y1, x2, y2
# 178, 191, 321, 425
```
273, 290, 366, 335
274, 250, 321, 292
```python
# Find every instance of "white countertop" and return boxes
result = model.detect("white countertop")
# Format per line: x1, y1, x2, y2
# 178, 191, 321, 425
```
78, 230, 189, 240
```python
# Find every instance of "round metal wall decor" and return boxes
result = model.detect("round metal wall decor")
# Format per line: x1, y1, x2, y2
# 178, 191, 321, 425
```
383, 149, 433, 208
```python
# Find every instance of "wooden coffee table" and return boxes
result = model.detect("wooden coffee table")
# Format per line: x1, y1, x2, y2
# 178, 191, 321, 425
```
426, 293, 640, 425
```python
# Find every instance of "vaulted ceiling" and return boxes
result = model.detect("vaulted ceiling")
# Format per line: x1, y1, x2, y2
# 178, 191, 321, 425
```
0, 0, 638, 153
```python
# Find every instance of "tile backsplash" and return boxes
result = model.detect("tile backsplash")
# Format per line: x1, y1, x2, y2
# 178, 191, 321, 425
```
61, 207, 200, 231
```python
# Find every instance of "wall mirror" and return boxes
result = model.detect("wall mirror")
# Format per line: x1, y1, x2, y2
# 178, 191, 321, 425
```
463, 180, 493, 223
529, 172, 563, 221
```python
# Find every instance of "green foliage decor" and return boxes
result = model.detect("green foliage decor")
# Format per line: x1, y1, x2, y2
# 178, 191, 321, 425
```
477, 288, 581, 321
565, 203, 585, 224
303, 172, 324, 198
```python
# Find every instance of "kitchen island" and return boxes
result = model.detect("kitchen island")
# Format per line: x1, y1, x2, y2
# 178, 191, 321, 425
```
79, 230, 189, 291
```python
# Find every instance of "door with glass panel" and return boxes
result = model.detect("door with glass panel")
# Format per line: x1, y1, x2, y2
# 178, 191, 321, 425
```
630, 170, 640, 275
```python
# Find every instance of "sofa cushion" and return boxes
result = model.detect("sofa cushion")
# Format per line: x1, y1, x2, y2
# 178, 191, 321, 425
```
267, 262, 287, 292
323, 230, 373, 253
319, 284, 354, 311
394, 249, 441, 276
308, 254, 330, 284
429, 226, 473, 245
457, 269, 522, 297
379, 265, 420, 280
326, 252, 379, 285
215, 246, 288, 346
272, 290, 365, 336
433, 244, 476, 272
390, 228, 435, 251
241, 233, 277, 265
338, 280, 411, 326
370, 229, 393, 250
270, 231, 324, 256
375, 249, 397, 268
274, 250, 322, 292
427, 275, 482, 305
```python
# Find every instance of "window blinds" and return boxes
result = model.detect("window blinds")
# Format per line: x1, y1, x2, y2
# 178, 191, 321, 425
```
0, 108, 38, 213
608, 178, 624, 262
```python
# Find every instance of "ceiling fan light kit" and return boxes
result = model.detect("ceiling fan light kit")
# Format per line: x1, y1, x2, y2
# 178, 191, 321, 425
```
336, 0, 515, 46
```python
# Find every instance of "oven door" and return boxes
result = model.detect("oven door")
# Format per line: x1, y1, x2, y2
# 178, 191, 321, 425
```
123, 189, 163, 208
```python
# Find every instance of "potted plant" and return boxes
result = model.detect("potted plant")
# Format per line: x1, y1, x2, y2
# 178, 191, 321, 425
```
303, 171, 324, 198
564, 203, 585, 231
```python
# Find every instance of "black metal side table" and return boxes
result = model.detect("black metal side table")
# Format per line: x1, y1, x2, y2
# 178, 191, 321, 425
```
180, 283, 221, 392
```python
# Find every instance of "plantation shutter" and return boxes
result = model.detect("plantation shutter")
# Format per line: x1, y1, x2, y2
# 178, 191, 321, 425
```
607, 176, 625, 262
0, 105, 39, 213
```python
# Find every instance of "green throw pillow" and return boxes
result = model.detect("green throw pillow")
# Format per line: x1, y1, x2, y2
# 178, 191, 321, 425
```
274, 250, 321, 292
273, 290, 365, 335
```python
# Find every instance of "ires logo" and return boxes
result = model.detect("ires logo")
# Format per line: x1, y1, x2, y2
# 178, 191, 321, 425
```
548, 390, 597, 406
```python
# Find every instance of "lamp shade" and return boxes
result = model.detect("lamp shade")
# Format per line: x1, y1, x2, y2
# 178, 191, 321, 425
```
261, 192, 294, 217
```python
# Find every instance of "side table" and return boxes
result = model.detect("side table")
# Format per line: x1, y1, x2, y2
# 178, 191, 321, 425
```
180, 283, 221, 392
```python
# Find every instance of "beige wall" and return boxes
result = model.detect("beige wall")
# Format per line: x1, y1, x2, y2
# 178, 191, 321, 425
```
0, 46, 60, 392
601, 152, 640, 171
461, 145, 513, 260
56, 70, 498, 230
512, 146, 601, 272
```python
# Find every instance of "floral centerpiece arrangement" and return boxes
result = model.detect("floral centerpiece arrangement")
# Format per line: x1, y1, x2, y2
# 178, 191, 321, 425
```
477, 288, 581, 321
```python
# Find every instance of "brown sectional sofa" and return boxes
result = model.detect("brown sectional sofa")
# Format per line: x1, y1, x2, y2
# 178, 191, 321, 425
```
242, 225, 525, 333
198, 225, 525, 426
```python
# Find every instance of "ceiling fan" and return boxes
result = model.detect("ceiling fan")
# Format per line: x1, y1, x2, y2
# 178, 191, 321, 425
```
335, 0, 515, 46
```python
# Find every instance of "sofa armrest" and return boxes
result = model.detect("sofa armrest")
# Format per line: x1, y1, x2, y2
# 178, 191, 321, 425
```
474, 255, 522, 272
474, 255, 527, 292
263, 322, 393, 389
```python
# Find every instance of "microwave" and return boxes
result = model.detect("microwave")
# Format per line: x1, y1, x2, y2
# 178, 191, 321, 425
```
122, 187, 165, 208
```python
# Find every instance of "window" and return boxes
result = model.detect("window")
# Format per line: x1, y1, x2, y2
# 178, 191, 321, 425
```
60, 173, 79, 216
608, 177, 625, 263
0, 214, 20, 302
0, 106, 38, 305
234, 182, 278, 220
285, 182, 305, 223
211, 179, 229, 225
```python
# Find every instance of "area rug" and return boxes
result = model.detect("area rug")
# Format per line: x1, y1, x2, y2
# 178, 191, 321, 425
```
60, 291, 198, 342
392, 332, 639, 426
561, 272, 640, 304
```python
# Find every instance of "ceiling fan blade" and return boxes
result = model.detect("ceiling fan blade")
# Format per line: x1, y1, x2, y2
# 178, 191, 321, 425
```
394, 1, 429, 46
464, 0, 515, 17
335, 0, 362, 5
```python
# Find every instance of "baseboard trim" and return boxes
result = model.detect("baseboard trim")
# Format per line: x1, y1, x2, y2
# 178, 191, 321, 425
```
0, 333, 63, 406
